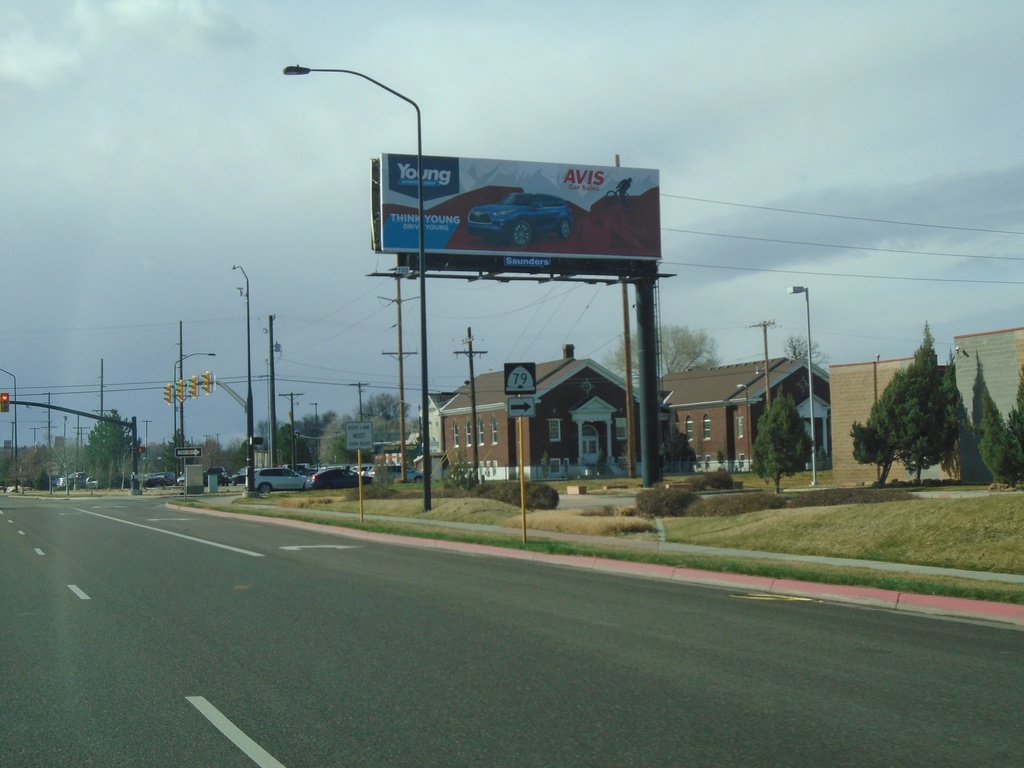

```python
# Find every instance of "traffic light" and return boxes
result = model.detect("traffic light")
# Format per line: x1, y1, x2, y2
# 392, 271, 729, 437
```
201, 371, 213, 394
0, 392, 8, 413
163, 384, 173, 404
188, 375, 198, 399
176, 380, 185, 402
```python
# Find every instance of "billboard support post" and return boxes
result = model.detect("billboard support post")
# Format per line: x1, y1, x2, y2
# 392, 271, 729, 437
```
635, 276, 662, 487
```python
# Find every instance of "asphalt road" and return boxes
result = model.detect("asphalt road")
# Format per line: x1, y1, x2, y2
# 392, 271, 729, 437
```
2, 494, 1022, 767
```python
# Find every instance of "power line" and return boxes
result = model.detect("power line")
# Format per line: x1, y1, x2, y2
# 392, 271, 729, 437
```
662, 227, 1024, 263
661, 192, 1024, 237
662, 259, 1024, 286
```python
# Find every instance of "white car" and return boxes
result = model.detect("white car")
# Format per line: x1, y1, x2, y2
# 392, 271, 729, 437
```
251, 467, 309, 494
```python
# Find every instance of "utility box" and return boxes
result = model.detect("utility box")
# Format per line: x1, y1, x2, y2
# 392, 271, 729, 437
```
207, 473, 219, 494
184, 464, 204, 495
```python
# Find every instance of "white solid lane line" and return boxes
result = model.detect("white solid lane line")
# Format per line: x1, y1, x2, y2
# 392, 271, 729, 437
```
76, 509, 263, 557
68, 585, 91, 600
186, 696, 286, 768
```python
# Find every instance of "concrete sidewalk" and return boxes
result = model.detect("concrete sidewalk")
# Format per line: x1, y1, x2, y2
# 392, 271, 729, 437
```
176, 500, 1024, 629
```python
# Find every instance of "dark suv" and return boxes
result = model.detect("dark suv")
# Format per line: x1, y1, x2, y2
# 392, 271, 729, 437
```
467, 192, 573, 247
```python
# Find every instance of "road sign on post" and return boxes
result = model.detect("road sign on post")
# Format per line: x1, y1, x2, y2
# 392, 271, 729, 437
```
507, 396, 536, 418
345, 421, 373, 451
174, 447, 202, 458
504, 362, 537, 395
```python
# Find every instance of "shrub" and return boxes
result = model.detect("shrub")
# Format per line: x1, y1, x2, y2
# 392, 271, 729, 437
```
636, 487, 700, 518
697, 470, 735, 491
696, 492, 789, 517
787, 488, 915, 508
477, 481, 559, 510
346, 482, 395, 501
444, 451, 479, 491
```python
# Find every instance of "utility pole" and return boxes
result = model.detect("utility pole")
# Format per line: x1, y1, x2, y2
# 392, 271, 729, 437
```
279, 391, 303, 466
268, 314, 279, 466
348, 382, 368, 421
454, 327, 487, 481
382, 277, 417, 480
750, 320, 776, 407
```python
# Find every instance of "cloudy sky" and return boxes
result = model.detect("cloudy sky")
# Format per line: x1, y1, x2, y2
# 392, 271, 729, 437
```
3, 0, 1023, 448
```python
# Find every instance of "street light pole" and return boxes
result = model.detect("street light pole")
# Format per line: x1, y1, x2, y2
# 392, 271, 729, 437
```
283, 64, 432, 511
233, 265, 257, 496
788, 286, 817, 486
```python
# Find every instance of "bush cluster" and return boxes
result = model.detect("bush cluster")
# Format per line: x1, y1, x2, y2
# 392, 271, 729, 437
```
639, 486, 920, 519
476, 481, 559, 510
635, 487, 700, 518
690, 470, 735, 491
787, 488, 915, 508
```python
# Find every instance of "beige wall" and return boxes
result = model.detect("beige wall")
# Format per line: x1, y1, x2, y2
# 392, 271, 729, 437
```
830, 358, 908, 486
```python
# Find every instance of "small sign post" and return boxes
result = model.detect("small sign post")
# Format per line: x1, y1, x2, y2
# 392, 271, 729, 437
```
346, 422, 373, 521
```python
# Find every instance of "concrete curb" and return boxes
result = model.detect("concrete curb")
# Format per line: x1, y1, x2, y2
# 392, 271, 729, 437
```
171, 503, 1024, 629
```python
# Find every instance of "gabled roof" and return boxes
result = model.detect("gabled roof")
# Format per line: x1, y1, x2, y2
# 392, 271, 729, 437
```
661, 358, 823, 408
441, 355, 626, 414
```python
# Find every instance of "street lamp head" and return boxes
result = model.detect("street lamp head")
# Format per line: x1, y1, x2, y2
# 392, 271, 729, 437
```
788, 285, 807, 295
283, 65, 311, 76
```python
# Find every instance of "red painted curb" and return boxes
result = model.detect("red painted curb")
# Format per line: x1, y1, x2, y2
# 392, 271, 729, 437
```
768, 579, 902, 609
175, 504, 1023, 627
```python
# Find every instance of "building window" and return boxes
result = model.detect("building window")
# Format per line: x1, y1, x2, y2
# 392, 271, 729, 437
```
465, 419, 472, 446
615, 417, 627, 441
737, 414, 744, 439
477, 418, 485, 446
685, 415, 693, 437
703, 414, 711, 440
452, 421, 459, 447
490, 417, 498, 444
548, 419, 562, 442
549, 458, 562, 475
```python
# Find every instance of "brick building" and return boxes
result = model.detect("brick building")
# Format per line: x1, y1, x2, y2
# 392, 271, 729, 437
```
662, 358, 831, 472
435, 345, 638, 479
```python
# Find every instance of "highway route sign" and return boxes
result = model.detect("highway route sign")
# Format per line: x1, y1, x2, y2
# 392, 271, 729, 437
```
504, 362, 537, 395
174, 447, 202, 458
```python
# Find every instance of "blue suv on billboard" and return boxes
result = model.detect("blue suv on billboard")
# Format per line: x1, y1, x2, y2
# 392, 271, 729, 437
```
467, 192, 573, 247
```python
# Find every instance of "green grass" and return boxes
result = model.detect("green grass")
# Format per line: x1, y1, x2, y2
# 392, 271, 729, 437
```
171, 483, 1024, 605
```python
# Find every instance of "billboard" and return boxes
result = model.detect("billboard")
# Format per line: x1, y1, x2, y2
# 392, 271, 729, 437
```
373, 155, 660, 263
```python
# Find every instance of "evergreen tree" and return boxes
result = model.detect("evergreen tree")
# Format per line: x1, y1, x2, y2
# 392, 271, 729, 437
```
752, 394, 812, 493
978, 386, 1017, 483
84, 409, 136, 487
978, 364, 1024, 484
851, 324, 960, 485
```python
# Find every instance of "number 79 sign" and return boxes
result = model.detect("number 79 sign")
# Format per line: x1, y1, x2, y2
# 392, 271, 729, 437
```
504, 363, 537, 395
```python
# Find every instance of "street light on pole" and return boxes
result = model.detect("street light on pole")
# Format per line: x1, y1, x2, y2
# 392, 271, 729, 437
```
283, 64, 432, 511
788, 286, 817, 486
233, 265, 257, 497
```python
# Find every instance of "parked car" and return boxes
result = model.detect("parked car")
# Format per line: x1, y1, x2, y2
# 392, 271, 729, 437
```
231, 468, 248, 485
143, 471, 175, 488
367, 464, 423, 483
204, 467, 230, 487
308, 467, 370, 490
467, 192, 573, 247
251, 467, 309, 494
